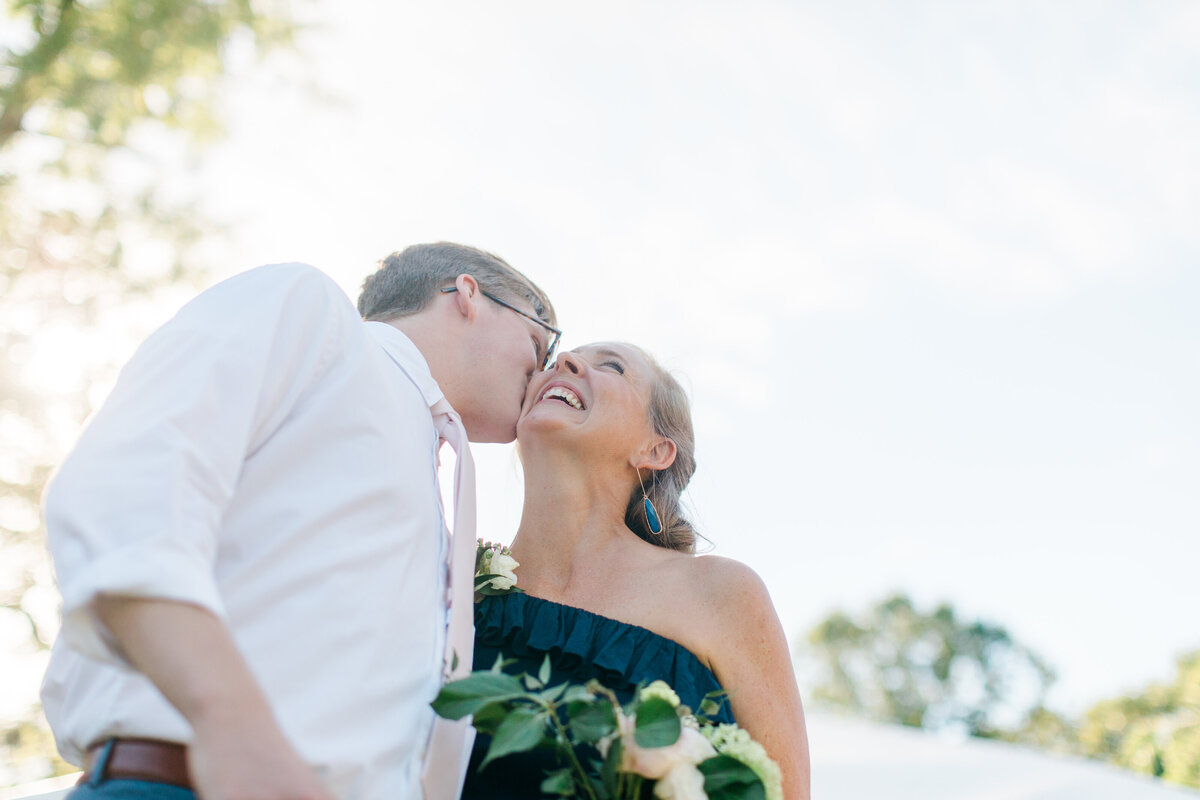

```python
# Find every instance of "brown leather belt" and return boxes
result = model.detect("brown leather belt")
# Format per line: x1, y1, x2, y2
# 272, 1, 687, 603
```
81, 738, 192, 789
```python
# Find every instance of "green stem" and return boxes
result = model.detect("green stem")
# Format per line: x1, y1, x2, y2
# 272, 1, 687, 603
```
596, 686, 634, 798
538, 698, 600, 800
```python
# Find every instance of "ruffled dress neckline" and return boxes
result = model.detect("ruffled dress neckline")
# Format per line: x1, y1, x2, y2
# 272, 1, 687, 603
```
463, 591, 735, 799
473, 590, 733, 723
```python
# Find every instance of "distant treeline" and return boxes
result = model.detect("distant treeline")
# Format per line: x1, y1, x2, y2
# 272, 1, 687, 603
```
802, 593, 1199, 789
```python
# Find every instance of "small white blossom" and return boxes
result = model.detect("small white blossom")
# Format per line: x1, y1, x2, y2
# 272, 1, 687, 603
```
474, 541, 520, 593
487, 551, 519, 590
701, 723, 783, 800
653, 763, 708, 800
639, 680, 682, 708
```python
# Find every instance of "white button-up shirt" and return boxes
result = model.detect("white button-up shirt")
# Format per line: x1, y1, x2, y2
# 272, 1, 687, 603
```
42, 263, 451, 799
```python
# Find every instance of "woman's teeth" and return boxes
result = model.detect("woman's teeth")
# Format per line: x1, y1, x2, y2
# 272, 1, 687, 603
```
541, 386, 584, 410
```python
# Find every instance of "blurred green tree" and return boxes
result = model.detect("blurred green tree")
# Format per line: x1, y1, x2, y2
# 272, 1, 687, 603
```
1, 0, 301, 785
803, 593, 1056, 738
1074, 650, 1200, 789
803, 594, 1200, 788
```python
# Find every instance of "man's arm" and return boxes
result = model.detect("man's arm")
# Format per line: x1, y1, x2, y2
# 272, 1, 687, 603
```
48, 264, 352, 666
43, 266, 355, 795
96, 596, 334, 800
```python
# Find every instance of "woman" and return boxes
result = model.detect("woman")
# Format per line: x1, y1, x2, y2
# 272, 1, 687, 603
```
463, 343, 810, 799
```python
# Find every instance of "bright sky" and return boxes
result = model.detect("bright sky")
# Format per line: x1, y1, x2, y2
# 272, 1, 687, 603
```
188, 0, 1199, 714
4, 0, 1198, 724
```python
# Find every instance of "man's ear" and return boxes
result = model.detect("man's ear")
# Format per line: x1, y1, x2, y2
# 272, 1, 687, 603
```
452, 274, 481, 322
634, 436, 677, 473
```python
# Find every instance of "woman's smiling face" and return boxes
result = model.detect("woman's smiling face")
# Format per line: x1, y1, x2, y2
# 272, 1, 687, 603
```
518, 342, 657, 456
516, 340, 695, 549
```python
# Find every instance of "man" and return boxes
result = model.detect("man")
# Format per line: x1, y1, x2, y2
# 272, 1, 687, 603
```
41, 242, 560, 799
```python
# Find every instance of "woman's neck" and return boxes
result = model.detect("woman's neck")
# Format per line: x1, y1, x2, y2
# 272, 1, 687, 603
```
510, 451, 634, 600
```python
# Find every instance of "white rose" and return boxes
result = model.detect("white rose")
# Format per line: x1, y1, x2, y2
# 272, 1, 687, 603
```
622, 725, 716, 780
486, 551, 519, 590
653, 763, 709, 800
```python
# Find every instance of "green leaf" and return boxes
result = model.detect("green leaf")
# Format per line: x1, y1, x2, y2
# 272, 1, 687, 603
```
538, 682, 569, 704
699, 755, 767, 800
539, 768, 576, 796
480, 707, 549, 769
563, 684, 596, 704
583, 759, 614, 799
490, 652, 516, 673
568, 701, 617, 742
524, 672, 545, 691
539, 652, 553, 685
589, 775, 611, 800
431, 671, 527, 719
469, 700, 511, 736
476, 584, 524, 597
699, 689, 730, 719
633, 697, 681, 748
600, 736, 623, 796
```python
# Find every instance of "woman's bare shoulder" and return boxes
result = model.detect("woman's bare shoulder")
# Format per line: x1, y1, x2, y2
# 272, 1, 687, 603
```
631, 552, 783, 680
651, 553, 776, 632
688, 554, 770, 597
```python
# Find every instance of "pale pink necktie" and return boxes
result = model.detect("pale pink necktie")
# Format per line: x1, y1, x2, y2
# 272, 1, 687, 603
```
421, 399, 478, 800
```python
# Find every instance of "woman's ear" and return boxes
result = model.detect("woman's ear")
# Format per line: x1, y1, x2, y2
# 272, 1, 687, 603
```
636, 436, 677, 473
452, 274, 480, 322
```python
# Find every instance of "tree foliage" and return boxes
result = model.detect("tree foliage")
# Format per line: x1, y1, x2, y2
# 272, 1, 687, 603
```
1, 0, 301, 785
1071, 650, 1200, 788
2, 0, 294, 149
0, 716, 73, 786
1, 0, 298, 642
803, 594, 1200, 789
804, 593, 1055, 737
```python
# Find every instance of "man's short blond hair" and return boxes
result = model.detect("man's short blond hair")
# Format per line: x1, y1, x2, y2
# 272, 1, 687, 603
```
357, 242, 555, 328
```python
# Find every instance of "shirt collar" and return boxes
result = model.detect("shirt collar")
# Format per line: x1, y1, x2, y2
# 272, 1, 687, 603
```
364, 321, 447, 410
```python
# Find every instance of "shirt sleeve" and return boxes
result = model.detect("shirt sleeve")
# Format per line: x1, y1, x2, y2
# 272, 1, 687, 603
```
44, 262, 355, 666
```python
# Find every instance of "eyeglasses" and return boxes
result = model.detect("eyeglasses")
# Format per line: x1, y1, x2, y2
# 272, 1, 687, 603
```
440, 286, 562, 370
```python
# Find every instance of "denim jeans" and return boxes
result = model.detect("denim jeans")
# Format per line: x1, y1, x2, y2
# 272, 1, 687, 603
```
67, 780, 196, 800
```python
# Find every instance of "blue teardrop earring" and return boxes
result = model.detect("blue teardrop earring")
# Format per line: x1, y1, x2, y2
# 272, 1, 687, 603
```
637, 467, 663, 536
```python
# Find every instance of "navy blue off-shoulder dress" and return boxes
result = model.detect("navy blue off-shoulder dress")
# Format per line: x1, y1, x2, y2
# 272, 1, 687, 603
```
460, 592, 734, 799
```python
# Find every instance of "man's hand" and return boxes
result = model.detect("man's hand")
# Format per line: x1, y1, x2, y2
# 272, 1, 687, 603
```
188, 712, 334, 800
96, 596, 335, 800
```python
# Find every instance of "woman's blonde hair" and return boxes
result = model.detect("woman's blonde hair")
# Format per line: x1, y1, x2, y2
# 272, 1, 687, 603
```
623, 347, 698, 553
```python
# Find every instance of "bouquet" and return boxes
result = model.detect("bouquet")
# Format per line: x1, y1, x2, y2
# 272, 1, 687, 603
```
432, 655, 782, 800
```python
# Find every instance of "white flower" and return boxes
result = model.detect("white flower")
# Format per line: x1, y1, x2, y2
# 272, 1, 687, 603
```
653, 763, 708, 800
487, 551, 519, 590
622, 723, 716, 780
701, 723, 783, 800
639, 680, 682, 708
475, 542, 520, 593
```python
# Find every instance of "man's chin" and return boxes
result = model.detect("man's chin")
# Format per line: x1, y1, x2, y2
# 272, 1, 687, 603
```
466, 421, 518, 445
